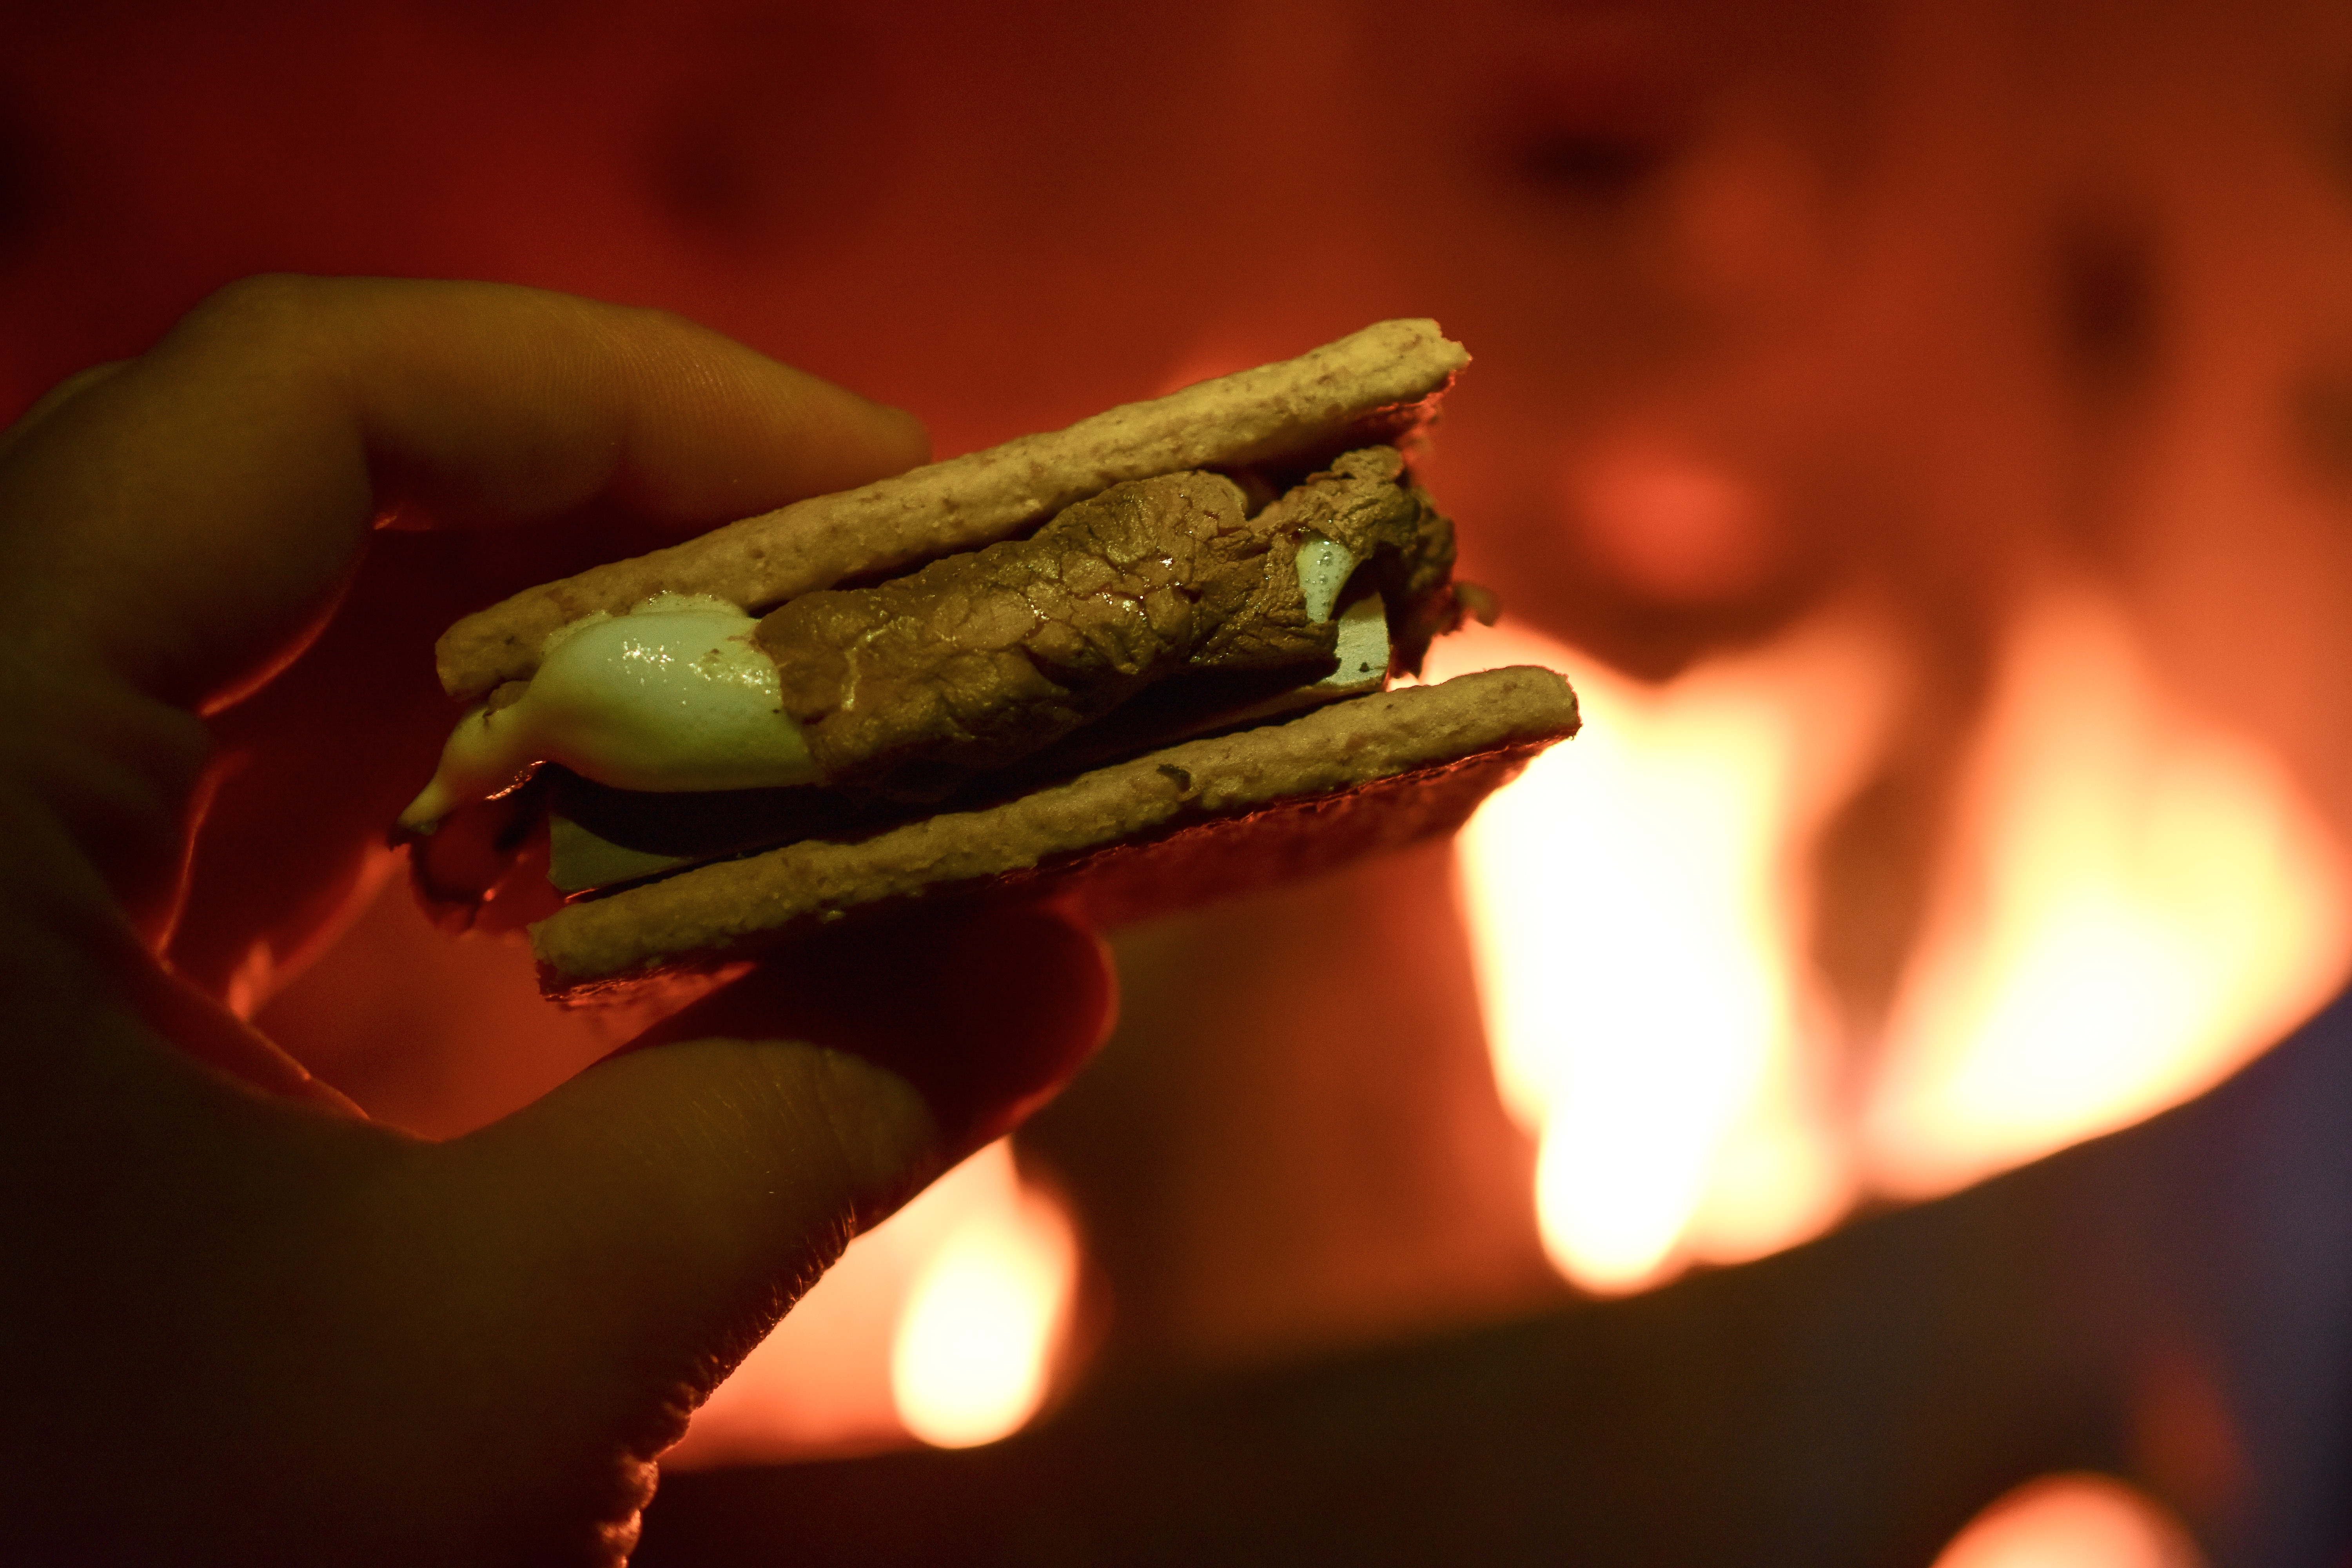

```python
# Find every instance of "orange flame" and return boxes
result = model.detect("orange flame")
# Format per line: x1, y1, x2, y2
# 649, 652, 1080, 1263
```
1438, 613, 1886, 1290
1929, 1474, 2205, 1568
1444, 584, 2350, 1292
890, 1143, 1079, 1449
666, 1138, 1077, 1466
1865, 590, 2351, 1197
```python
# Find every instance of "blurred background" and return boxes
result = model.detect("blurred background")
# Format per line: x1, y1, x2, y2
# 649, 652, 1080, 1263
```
6, 0, 2352, 1561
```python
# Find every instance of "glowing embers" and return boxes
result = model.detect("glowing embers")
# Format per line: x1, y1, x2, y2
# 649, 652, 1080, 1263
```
1928, 1474, 2205, 1568
1445, 587, 2350, 1294
666, 1139, 1079, 1465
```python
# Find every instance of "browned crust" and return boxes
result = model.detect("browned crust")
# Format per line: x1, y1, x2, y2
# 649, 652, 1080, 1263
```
436, 319, 1470, 701
532, 666, 1577, 1000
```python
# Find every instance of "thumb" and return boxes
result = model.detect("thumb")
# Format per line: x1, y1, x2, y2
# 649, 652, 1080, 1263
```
430, 903, 1113, 1461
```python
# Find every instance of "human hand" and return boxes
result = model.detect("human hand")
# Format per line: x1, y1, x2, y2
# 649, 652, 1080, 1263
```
0, 277, 1113, 1565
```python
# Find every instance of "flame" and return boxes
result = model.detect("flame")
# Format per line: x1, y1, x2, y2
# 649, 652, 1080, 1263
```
1445, 584, 2350, 1292
1929, 1474, 2205, 1568
667, 1138, 1076, 1466
1439, 615, 1885, 1291
1865, 591, 2351, 1197
889, 1143, 1080, 1450
676, 584, 2345, 1448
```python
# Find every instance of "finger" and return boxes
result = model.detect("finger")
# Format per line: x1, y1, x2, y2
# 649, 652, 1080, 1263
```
124, 954, 365, 1117
0, 274, 929, 717
160, 532, 535, 1006
0, 276, 926, 947
436, 904, 1113, 1456
0, 359, 128, 464
632, 902, 1120, 1154
165, 512, 737, 1007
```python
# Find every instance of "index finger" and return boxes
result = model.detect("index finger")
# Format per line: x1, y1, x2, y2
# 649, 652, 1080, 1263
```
0, 275, 929, 716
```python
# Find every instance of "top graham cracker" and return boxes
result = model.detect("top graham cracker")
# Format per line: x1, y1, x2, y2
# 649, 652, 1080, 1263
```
434, 319, 1470, 701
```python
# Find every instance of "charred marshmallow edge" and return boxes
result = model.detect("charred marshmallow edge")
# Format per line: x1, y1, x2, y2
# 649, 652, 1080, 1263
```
400, 543, 1379, 835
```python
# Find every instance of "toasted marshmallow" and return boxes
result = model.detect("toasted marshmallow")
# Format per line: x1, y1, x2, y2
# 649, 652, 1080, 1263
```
398, 596, 818, 832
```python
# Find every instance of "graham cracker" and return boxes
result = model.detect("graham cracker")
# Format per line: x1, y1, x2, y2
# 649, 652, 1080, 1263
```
436, 319, 1469, 701
532, 665, 1577, 1001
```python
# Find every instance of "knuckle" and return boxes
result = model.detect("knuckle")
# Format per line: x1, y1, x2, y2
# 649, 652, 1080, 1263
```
183, 272, 325, 337
166, 274, 361, 396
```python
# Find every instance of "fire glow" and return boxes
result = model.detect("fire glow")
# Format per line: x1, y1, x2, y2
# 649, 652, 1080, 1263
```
674, 579, 2349, 1459
1928, 1473, 2205, 1568
890, 1149, 1079, 1449
1440, 614, 1888, 1290
1862, 594, 2351, 1196
1443, 590, 2350, 1294
668, 1139, 1077, 1464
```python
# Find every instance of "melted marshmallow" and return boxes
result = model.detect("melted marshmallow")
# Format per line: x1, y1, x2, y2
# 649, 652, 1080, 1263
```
398, 597, 817, 831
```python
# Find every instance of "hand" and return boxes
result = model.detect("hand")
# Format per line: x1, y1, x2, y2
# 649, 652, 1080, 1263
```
0, 277, 1114, 1566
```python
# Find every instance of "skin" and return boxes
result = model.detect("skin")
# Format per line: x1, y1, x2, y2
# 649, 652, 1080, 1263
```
0, 276, 1115, 1566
